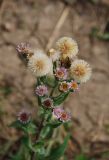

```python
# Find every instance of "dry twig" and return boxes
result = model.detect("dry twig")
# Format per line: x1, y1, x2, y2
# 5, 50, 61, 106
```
46, 5, 70, 51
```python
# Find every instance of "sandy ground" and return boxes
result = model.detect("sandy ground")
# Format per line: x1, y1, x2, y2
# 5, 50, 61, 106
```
0, 0, 109, 158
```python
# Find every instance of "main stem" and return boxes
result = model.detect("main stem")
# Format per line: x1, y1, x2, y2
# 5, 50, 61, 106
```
36, 115, 44, 140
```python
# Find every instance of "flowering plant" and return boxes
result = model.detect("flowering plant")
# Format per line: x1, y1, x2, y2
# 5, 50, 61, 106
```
11, 37, 91, 160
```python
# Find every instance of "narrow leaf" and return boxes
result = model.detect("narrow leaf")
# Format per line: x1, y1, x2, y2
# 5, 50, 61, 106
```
10, 121, 37, 134
40, 76, 57, 87
46, 135, 70, 160
53, 92, 69, 106
33, 141, 46, 159
40, 125, 53, 139
47, 121, 62, 128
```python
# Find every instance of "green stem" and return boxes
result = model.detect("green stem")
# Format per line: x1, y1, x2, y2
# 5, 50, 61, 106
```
50, 81, 58, 97
50, 87, 55, 97
46, 128, 59, 155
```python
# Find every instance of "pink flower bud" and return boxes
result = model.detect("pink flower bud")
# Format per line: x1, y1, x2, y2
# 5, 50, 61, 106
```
53, 107, 64, 119
42, 98, 53, 108
17, 110, 31, 124
35, 85, 48, 96
55, 67, 68, 80
60, 111, 71, 122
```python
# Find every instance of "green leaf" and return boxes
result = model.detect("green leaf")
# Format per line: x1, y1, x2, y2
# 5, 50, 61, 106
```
33, 141, 46, 160
38, 107, 45, 117
21, 136, 33, 151
46, 76, 57, 87
10, 121, 37, 134
27, 123, 37, 134
9, 120, 23, 128
10, 144, 30, 160
44, 109, 52, 121
22, 136, 46, 159
63, 122, 72, 130
39, 108, 52, 121
11, 155, 23, 160
38, 96, 42, 106
53, 92, 69, 106
11, 153, 24, 160
40, 125, 53, 139
40, 76, 56, 87
75, 154, 88, 160
47, 121, 62, 128
33, 141, 44, 149
46, 135, 70, 160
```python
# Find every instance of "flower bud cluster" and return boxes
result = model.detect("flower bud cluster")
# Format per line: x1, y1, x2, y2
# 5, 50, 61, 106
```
16, 37, 92, 123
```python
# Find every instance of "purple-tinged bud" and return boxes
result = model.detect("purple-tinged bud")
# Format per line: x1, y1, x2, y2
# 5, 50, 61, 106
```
55, 67, 68, 80
53, 107, 64, 119
42, 98, 53, 109
35, 85, 48, 97
60, 111, 71, 122
17, 110, 31, 124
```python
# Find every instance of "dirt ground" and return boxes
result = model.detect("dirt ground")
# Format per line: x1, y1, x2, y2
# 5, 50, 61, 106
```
0, 0, 109, 159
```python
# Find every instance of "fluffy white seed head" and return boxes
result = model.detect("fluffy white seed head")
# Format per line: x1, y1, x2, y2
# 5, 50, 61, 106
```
70, 59, 92, 83
28, 50, 53, 77
56, 37, 78, 59
47, 48, 60, 61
